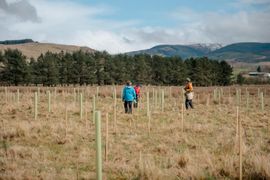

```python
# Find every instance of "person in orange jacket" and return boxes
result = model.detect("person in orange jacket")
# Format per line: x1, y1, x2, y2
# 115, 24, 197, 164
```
184, 78, 194, 109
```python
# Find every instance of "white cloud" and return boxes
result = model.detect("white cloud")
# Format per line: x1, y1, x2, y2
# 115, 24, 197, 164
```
0, 0, 270, 54
203, 11, 270, 43
1, 0, 142, 53
170, 8, 270, 45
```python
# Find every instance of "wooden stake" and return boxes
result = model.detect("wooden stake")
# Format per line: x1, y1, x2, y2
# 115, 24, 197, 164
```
236, 106, 239, 138
239, 113, 242, 180
113, 90, 117, 133
246, 90, 249, 110
161, 90, 165, 112
85, 104, 88, 128
221, 88, 224, 98
80, 93, 83, 120
12, 93, 16, 103
92, 95, 96, 123
96, 86, 99, 100
5, 87, 7, 103
95, 111, 102, 180
105, 113, 109, 162
54, 87, 57, 104
34, 92, 38, 120
206, 94, 210, 106
155, 90, 158, 109
218, 88, 221, 104
148, 111, 151, 134
214, 88, 217, 103
16, 89, 20, 105
47, 90, 51, 113
147, 92, 150, 117
236, 89, 239, 106
65, 107, 68, 137
152, 88, 155, 110
37, 87, 40, 102
73, 88, 76, 104
169, 87, 172, 99
182, 89, 185, 104
181, 104, 184, 132
260, 92, 264, 111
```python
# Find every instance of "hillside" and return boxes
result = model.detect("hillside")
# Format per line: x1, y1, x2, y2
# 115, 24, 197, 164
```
209, 42, 270, 62
0, 42, 95, 59
127, 42, 270, 62
127, 44, 220, 59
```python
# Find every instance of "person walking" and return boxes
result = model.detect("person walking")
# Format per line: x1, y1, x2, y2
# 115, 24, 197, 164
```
133, 84, 141, 108
122, 80, 136, 114
184, 78, 194, 109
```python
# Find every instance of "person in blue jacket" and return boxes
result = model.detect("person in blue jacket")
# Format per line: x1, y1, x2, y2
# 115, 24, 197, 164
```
122, 80, 136, 114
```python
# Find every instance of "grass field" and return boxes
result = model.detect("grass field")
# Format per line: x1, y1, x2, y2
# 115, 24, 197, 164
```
0, 85, 269, 179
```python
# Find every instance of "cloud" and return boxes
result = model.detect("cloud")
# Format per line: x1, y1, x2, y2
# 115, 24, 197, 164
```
1, 0, 144, 53
1, 0, 210, 53
73, 27, 193, 54
0, 0, 270, 54
170, 7, 270, 45
202, 11, 270, 43
0, 0, 40, 22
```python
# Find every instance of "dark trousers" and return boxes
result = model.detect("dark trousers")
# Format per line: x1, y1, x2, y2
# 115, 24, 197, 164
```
124, 101, 133, 114
185, 99, 193, 109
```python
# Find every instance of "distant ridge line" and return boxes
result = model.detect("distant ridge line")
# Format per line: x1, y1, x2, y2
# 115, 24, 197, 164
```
126, 42, 270, 62
0, 39, 35, 45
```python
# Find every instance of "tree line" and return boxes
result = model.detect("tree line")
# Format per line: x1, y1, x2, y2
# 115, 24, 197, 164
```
0, 49, 233, 86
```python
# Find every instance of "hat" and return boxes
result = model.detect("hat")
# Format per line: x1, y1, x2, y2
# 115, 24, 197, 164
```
186, 78, 191, 82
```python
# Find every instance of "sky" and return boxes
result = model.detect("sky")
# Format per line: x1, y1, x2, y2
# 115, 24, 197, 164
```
0, 0, 270, 53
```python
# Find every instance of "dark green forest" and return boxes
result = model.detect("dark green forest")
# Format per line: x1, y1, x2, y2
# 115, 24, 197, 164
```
0, 49, 233, 86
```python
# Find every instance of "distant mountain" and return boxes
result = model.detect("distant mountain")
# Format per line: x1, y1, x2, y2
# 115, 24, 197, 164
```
127, 42, 270, 62
128, 45, 204, 58
0, 39, 35, 45
188, 43, 223, 53
0, 40, 95, 59
209, 42, 270, 62
128, 43, 222, 59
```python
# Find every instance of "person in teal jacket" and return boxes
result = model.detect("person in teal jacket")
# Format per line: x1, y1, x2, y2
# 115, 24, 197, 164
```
122, 80, 136, 114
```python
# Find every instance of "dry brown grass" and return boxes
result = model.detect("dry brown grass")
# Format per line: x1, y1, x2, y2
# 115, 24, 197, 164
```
0, 85, 269, 179
0, 42, 95, 59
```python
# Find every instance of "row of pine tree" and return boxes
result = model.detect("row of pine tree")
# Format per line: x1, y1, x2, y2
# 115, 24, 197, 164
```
0, 49, 232, 86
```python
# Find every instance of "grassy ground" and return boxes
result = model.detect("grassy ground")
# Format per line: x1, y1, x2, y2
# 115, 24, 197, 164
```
0, 85, 269, 179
